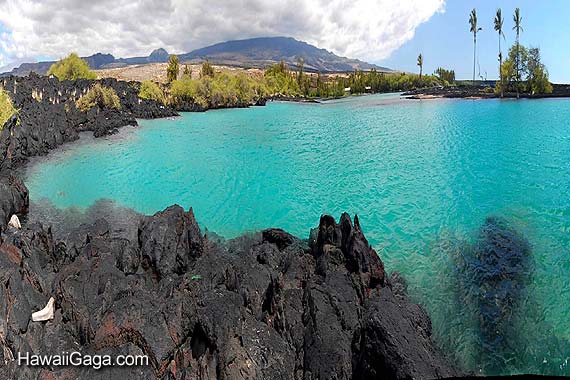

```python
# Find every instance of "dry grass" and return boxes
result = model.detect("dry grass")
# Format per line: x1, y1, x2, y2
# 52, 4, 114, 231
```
95, 63, 265, 83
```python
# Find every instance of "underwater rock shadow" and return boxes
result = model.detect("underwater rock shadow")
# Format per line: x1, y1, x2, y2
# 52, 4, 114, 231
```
449, 216, 570, 375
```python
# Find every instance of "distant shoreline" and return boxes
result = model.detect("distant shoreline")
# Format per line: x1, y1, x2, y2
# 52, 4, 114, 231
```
403, 84, 570, 100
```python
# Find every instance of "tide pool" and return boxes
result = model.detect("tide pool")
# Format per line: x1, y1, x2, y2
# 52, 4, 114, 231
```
25, 94, 570, 375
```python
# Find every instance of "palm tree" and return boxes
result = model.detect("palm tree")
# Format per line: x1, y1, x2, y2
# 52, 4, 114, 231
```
513, 8, 523, 98
469, 8, 482, 86
494, 8, 505, 97
417, 54, 423, 80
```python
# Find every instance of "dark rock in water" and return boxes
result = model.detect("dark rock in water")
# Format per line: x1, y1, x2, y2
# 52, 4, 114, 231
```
0, 209, 459, 379
455, 216, 532, 373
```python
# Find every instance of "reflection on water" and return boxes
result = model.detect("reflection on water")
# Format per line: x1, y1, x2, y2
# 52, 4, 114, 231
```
23, 94, 570, 375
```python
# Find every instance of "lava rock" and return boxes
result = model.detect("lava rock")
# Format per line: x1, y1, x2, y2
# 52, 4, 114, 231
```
0, 174, 29, 230
0, 209, 459, 379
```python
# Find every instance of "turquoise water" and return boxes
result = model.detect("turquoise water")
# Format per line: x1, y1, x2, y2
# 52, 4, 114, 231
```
25, 94, 570, 375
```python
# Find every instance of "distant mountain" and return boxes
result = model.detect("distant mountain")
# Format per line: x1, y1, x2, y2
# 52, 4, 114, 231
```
1, 37, 392, 77
179, 37, 391, 73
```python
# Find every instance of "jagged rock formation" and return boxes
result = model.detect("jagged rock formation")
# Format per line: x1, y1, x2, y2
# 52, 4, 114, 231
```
0, 190, 459, 379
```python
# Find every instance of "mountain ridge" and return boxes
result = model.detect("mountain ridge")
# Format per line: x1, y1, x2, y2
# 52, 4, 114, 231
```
1, 37, 392, 77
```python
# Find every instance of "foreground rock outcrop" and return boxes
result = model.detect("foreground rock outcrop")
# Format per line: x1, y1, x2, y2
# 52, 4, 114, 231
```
0, 195, 459, 379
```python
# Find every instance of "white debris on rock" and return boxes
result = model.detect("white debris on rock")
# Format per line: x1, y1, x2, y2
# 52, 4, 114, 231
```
31, 297, 55, 322
8, 215, 21, 229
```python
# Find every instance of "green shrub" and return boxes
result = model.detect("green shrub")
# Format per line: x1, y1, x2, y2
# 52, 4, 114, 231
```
0, 89, 17, 130
47, 53, 97, 81
76, 83, 121, 112
139, 81, 166, 104
170, 71, 268, 108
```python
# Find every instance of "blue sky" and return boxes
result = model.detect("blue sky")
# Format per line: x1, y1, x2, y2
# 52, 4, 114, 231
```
379, 0, 568, 83
0, 1, 568, 83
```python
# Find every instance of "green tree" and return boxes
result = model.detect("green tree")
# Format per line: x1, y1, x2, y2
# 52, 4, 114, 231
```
47, 53, 97, 81
469, 8, 482, 86
494, 8, 505, 97
201, 61, 215, 78
513, 8, 523, 98
166, 55, 180, 83
495, 59, 514, 95
296, 57, 304, 85
434, 67, 455, 84
183, 65, 192, 76
0, 88, 17, 130
417, 54, 423, 79
526, 47, 552, 94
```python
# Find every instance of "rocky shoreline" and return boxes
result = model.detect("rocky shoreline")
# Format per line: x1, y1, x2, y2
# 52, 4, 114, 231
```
0, 75, 460, 379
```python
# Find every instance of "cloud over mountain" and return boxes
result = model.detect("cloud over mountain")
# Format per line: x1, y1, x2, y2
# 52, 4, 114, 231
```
0, 0, 445, 69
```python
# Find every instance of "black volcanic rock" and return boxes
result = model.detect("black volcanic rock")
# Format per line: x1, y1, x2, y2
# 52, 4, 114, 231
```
0, 174, 28, 229
0, 205, 459, 379
138, 205, 204, 278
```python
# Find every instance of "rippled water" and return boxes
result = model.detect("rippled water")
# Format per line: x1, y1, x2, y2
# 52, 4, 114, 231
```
25, 94, 570, 375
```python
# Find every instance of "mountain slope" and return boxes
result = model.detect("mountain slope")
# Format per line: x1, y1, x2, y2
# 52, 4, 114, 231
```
179, 37, 391, 72
1, 37, 392, 77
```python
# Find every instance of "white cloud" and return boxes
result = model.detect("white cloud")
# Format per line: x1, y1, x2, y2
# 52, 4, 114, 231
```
0, 0, 444, 67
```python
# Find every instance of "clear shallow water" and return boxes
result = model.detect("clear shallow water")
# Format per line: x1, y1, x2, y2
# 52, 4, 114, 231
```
25, 94, 570, 375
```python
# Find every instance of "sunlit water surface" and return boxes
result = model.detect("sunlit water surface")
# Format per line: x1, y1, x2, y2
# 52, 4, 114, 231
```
25, 94, 570, 375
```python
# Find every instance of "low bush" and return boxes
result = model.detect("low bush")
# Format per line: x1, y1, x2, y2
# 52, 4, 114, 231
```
170, 72, 267, 108
76, 83, 121, 112
139, 81, 166, 104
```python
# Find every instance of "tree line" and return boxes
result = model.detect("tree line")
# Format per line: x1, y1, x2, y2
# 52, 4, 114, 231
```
472, 7, 551, 95
414, 7, 551, 96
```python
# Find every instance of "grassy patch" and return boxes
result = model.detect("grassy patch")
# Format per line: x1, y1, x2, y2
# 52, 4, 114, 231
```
0, 88, 17, 130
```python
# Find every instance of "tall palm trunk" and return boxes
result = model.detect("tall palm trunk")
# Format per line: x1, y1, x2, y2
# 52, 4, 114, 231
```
516, 37, 521, 99
473, 36, 476, 86
499, 36, 503, 97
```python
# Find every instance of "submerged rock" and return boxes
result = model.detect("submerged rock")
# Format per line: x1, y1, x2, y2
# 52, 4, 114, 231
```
455, 216, 533, 373
0, 208, 459, 379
